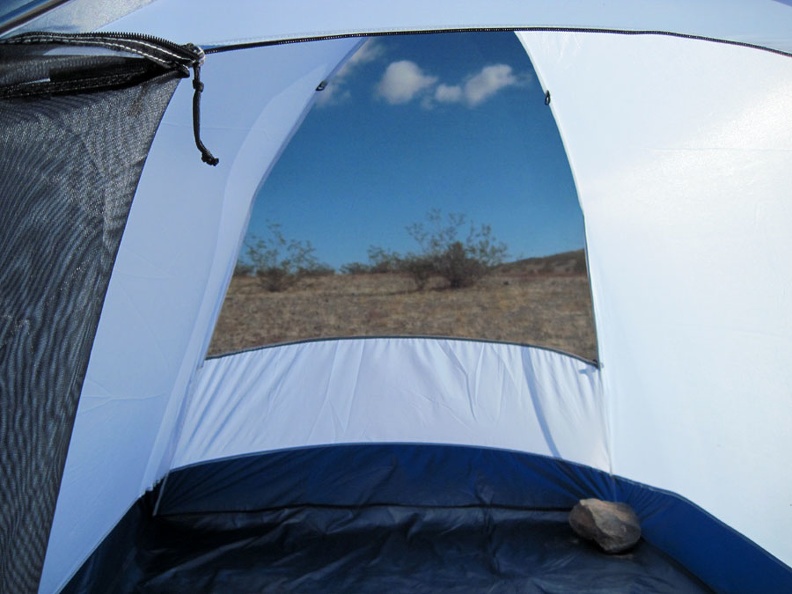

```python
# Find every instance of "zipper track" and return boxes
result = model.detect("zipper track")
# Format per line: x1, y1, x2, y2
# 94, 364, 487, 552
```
0, 31, 205, 75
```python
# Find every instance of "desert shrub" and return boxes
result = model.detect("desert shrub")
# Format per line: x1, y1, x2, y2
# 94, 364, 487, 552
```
245, 222, 328, 292
367, 246, 402, 273
433, 240, 488, 288
404, 210, 508, 290
399, 254, 435, 290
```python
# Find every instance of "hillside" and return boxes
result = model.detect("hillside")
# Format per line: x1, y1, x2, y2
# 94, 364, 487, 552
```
496, 249, 587, 276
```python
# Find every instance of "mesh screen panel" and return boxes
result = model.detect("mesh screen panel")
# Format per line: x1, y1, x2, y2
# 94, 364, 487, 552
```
0, 46, 179, 593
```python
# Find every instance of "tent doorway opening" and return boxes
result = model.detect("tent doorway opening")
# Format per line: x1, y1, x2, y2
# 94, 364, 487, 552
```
207, 31, 597, 362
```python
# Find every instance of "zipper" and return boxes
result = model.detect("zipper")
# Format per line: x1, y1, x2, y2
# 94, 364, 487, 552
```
0, 31, 219, 166
1, 31, 205, 75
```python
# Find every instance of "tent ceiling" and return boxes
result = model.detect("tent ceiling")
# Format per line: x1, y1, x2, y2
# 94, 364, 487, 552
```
6, 0, 792, 57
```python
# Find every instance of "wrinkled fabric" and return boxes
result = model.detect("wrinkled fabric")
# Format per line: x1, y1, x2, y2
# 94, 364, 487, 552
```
69, 505, 711, 594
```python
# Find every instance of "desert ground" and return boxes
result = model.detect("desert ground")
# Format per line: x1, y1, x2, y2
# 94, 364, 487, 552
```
208, 253, 597, 361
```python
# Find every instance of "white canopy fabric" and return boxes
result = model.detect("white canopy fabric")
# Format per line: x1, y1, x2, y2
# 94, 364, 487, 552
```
519, 29, 792, 566
40, 37, 363, 594
16, 2, 790, 591
172, 340, 606, 471
15, 0, 792, 56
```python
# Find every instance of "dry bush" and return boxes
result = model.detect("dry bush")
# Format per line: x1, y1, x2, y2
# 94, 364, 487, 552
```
246, 222, 330, 292
367, 210, 509, 291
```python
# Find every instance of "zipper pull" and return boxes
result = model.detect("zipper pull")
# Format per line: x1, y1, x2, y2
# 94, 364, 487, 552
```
185, 43, 218, 166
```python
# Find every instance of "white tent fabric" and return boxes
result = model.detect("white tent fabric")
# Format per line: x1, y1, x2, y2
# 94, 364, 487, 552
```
172, 340, 605, 470
40, 37, 362, 594
519, 30, 792, 565
11, 1, 788, 591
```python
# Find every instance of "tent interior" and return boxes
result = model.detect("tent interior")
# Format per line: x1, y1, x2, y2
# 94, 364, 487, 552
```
1, 2, 791, 593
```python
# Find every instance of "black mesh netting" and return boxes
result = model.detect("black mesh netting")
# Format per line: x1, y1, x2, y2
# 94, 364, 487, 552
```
0, 44, 180, 593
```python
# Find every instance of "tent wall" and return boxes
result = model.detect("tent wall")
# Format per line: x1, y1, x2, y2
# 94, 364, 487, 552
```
172, 340, 606, 470
0, 42, 180, 592
39, 38, 361, 594
520, 31, 792, 568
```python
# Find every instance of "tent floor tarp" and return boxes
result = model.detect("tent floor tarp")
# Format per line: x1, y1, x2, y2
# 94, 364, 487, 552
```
66, 503, 711, 593
61, 445, 720, 592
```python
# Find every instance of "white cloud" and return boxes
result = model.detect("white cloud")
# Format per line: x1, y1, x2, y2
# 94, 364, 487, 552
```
435, 83, 463, 104
346, 38, 384, 68
376, 60, 438, 105
321, 47, 529, 109
316, 39, 384, 107
386, 62, 526, 109
463, 64, 520, 107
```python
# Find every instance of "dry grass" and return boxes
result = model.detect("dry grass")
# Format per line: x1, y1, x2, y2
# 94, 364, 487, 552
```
208, 269, 597, 361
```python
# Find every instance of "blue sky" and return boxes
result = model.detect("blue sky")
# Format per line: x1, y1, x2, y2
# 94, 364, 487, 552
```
245, 32, 584, 269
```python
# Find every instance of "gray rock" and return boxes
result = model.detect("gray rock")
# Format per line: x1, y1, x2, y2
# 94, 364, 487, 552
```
569, 498, 642, 553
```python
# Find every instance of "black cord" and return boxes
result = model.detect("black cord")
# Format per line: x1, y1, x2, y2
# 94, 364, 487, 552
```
191, 64, 219, 166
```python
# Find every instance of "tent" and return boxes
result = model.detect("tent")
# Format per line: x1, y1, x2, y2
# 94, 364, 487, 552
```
1, 1, 791, 592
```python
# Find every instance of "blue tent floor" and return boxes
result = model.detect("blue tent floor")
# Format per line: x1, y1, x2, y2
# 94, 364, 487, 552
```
112, 506, 711, 593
